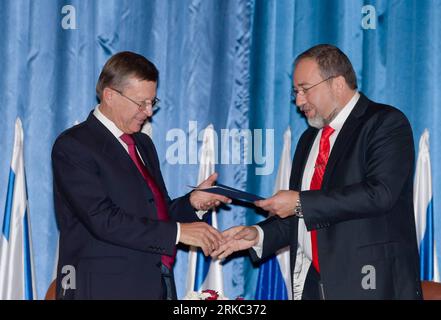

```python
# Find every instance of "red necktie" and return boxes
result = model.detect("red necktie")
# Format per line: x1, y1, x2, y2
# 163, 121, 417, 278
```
120, 133, 175, 269
309, 125, 334, 273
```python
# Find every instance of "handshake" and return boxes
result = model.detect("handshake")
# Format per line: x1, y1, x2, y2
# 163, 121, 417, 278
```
181, 172, 300, 258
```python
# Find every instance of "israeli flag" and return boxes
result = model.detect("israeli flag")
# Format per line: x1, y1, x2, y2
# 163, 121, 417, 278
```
255, 127, 292, 299
185, 124, 225, 296
414, 129, 440, 282
0, 118, 37, 299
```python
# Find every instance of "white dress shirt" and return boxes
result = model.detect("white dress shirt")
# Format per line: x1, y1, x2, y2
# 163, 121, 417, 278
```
253, 92, 360, 299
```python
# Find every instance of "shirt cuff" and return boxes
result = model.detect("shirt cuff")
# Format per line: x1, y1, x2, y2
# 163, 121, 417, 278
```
195, 210, 208, 220
176, 222, 181, 245
251, 225, 264, 258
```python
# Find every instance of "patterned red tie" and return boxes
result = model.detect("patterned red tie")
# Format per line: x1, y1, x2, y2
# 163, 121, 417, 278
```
120, 133, 175, 269
309, 125, 335, 273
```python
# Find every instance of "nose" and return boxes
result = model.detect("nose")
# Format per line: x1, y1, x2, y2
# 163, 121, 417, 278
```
295, 93, 307, 108
141, 107, 153, 118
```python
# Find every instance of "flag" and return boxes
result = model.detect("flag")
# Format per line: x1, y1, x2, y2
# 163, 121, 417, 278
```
185, 124, 225, 296
0, 118, 37, 299
255, 127, 292, 299
414, 129, 440, 282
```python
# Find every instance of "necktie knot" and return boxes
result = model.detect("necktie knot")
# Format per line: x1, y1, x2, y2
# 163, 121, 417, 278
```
120, 133, 135, 146
321, 125, 335, 140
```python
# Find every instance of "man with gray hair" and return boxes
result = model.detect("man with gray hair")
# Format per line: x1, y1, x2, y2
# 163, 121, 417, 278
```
213, 44, 422, 300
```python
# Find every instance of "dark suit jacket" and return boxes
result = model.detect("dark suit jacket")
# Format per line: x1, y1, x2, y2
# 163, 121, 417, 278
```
252, 93, 422, 299
52, 112, 198, 299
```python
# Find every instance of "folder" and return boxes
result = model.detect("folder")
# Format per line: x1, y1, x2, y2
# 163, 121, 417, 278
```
190, 183, 264, 203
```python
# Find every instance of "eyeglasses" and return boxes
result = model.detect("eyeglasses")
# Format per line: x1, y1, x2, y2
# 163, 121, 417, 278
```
110, 88, 160, 112
291, 76, 336, 102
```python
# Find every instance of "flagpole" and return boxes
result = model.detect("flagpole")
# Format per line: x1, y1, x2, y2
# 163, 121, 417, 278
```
185, 124, 225, 298
0, 118, 36, 299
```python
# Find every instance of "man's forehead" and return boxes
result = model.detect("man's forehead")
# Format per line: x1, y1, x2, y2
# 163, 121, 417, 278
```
124, 78, 157, 90
293, 58, 320, 84
125, 77, 156, 86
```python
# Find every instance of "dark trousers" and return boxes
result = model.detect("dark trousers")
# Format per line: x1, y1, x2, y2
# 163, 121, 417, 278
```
161, 264, 177, 300
301, 264, 325, 300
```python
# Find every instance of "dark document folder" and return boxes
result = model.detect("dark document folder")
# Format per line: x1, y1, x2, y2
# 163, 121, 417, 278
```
191, 183, 264, 203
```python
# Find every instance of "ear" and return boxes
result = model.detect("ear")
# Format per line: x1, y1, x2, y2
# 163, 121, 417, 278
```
102, 87, 114, 104
333, 76, 346, 93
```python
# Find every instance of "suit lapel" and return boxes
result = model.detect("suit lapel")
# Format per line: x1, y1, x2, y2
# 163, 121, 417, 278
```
321, 93, 370, 188
290, 128, 319, 190
133, 133, 169, 199
132, 134, 156, 176
86, 113, 127, 165
85, 113, 154, 200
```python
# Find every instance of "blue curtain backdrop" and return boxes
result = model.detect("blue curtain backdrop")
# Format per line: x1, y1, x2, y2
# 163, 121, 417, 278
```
0, 0, 440, 299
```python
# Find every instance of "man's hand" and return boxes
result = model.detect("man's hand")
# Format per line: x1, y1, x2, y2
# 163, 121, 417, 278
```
211, 226, 259, 260
190, 172, 232, 210
254, 190, 299, 218
179, 222, 225, 256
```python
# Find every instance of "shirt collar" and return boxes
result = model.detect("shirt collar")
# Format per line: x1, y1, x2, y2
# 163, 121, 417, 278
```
329, 91, 360, 131
93, 104, 124, 139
